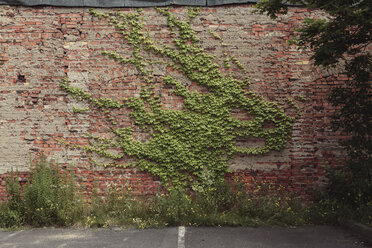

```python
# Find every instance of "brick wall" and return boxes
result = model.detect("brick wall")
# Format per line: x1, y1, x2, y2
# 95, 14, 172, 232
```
0, 4, 347, 200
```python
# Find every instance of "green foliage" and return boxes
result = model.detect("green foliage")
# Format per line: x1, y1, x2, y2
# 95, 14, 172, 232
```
5, 170, 24, 215
22, 158, 83, 226
59, 7, 298, 189
72, 106, 89, 113
0, 158, 83, 228
83, 180, 308, 228
320, 167, 372, 226
0, 170, 25, 229
0, 207, 24, 229
255, 0, 372, 225
3, 169, 359, 228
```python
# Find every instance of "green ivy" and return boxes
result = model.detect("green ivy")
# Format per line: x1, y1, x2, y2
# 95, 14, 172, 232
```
59, 7, 299, 190
72, 106, 89, 113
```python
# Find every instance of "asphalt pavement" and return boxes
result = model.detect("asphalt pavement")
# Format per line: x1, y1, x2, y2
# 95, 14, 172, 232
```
0, 225, 370, 248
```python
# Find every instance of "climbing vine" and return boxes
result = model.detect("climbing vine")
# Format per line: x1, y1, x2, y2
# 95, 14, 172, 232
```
59, 7, 298, 190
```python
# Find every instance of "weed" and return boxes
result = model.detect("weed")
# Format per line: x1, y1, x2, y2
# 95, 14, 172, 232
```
82, 180, 309, 229
4, 163, 367, 229
0, 157, 83, 228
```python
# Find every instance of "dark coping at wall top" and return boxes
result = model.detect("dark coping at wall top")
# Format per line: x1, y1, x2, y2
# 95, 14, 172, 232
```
0, 0, 261, 7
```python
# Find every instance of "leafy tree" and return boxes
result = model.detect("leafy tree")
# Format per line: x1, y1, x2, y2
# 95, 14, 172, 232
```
256, 0, 371, 214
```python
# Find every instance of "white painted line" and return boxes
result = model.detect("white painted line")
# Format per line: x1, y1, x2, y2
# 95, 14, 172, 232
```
1, 230, 24, 241
178, 226, 185, 248
6, 229, 24, 238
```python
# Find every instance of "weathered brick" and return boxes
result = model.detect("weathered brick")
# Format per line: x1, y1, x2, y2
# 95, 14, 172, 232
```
0, 4, 353, 200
